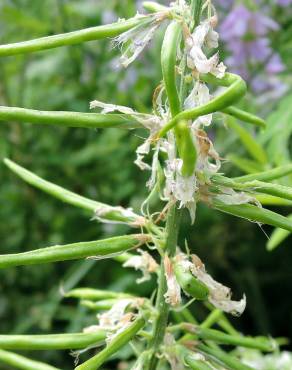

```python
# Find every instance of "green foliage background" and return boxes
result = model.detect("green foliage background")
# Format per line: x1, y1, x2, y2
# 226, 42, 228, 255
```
0, 0, 291, 368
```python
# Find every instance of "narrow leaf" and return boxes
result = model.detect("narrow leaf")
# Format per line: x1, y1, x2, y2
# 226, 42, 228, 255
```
267, 214, 292, 251
4, 159, 143, 225
227, 154, 264, 174
226, 117, 267, 164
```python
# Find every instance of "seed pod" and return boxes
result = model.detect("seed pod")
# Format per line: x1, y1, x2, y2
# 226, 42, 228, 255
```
174, 261, 209, 300
161, 21, 181, 117
223, 106, 266, 128
234, 164, 292, 182
65, 288, 132, 301
185, 355, 214, 370
0, 234, 150, 269
159, 73, 247, 137
197, 343, 255, 370
161, 23, 197, 176
214, 201, 292, 232
0, 107, 141, 129
0, 332, 106, 350
0, 349, 61, 370
75, 317, 145, 370
0, 17, 146, 57
176, 120, 197, 177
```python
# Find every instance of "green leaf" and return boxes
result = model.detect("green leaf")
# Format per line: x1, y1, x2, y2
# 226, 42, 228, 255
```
226, 116, 267, 164
4, 159, 141, 225
267, 214, 292, 251
227, 154, 264, 174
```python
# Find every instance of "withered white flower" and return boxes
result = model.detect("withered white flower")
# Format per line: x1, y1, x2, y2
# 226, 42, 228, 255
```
189, 254, 246, 316
90, 99, 163, 172
195, 129, 221, 179
162, 333, 185, 370
164, 255, 182, 306
216, 187, 261, 207
98, 298, 134, 329
184, 82, 213, 127
176, 252, 246, 316
186, 19, 226, 78
113, 13, 168, 68
123, 248, 159, 283
92, 204, 141, 226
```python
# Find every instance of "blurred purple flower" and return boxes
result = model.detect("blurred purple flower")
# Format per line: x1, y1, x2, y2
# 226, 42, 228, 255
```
219, 4, 286, 101
277, 0, 292, 5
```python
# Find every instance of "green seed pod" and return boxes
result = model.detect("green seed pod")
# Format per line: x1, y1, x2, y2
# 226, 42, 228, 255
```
0, 332, 106, 350
0, 17, 145, 57
222, 106, 266, 128
159, 73, 247, 138
161, 21, 181, 117
0, 106, 141, 129
65, 288, 132, 301
214, 201, 292, 232
75, 317, 145, 370
174, 261, 209, 300
176, 120, 197, 177
0, 234, 150, 269
161, 23, 197, 176
0, 349, 61, 370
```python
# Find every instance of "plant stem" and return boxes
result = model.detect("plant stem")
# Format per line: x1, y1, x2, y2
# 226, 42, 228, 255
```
147, 205, 181, 370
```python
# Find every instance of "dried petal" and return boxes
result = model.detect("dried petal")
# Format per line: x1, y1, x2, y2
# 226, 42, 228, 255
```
164, 255, 182, 306
123, 249, 158, 283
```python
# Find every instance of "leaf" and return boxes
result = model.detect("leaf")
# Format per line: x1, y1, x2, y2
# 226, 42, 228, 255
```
226, 116, 267, 165
267, 214, 292, 251
227, 155, 264, 174
4, 159, 141, 225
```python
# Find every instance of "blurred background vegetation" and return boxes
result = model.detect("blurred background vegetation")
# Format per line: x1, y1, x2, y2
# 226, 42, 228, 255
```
0, 0, 291, 368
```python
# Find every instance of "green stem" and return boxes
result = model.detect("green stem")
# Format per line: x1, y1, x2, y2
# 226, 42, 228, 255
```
0, 17, 146, 57
147, 206, 181, 370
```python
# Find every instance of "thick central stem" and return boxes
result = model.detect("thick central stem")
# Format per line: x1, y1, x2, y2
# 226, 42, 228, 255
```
147, 2, 202, 368
147, 205, 181, 370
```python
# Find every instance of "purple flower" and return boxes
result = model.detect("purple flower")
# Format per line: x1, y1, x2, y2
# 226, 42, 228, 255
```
277, 0, 292, 5
218, 3, 286, 101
